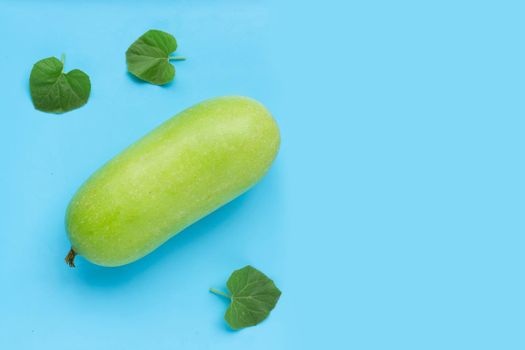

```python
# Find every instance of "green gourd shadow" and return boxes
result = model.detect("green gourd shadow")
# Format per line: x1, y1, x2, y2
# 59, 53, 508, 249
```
68, 166, 281, 288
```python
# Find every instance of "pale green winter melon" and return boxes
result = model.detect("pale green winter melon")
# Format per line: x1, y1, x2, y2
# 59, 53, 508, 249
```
65, 96, 280, 267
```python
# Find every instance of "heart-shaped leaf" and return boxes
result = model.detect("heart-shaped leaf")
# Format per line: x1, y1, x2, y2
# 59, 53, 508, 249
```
210, 266, 281, 330
29, 55, 91, 114
125, 29, 185, 85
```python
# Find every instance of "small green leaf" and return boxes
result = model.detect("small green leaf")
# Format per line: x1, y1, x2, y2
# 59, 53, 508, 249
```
29, 55, 91, 114
125, 29, 185, 85
210, 265, 281, 330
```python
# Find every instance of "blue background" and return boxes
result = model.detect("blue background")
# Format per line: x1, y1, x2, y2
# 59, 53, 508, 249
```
1, 0, 524, 348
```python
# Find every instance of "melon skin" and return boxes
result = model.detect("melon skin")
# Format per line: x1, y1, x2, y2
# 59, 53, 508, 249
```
65, 96, 280, 267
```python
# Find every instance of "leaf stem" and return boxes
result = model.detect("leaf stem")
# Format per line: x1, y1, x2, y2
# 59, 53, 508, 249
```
60, 53, 66, 73
169, 56, 186, 61
209, 288, 231, 299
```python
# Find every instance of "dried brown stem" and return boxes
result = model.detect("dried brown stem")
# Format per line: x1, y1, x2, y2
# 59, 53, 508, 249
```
65, 248, 77, 268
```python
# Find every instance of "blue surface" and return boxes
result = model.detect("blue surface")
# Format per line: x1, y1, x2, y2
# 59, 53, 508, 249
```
1, 0, 525, 348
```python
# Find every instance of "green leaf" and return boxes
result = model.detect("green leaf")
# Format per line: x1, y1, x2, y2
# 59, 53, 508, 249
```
125, 29, 186, 85
29, 55, 91, 114
210, 265, 282, 330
